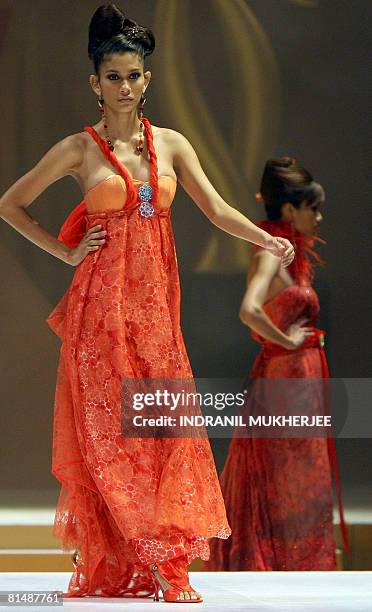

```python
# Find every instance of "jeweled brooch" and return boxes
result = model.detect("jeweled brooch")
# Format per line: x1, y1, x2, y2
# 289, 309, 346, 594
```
138, 183, 155, 218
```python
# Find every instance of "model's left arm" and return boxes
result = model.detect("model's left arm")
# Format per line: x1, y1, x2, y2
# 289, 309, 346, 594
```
169, 129, 294, 267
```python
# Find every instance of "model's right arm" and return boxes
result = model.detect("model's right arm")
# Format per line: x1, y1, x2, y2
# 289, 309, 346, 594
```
239, 250, 313, 350
0, 135, 89, 264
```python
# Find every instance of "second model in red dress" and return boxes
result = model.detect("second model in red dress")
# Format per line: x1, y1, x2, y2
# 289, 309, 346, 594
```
205, 219, 349, 571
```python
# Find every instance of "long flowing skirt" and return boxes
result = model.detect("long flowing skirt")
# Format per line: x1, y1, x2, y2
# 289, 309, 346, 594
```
205, 343, 337, 571
48, 208, 230, 596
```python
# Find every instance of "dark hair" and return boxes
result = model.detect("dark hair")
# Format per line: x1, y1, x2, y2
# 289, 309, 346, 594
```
259, 157, 323, 221
88, 3, 155, 75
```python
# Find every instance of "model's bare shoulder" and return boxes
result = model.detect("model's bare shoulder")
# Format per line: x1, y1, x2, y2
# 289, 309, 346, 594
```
56, 132, 87, 173
152, 126, 190, 156
0, 132, 89, 211
153, 125, 184, 141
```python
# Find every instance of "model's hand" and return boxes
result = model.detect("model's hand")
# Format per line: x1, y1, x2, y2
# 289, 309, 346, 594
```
66, 224, 107, 267
266, 236, 295, 268
285, 317, 315, 349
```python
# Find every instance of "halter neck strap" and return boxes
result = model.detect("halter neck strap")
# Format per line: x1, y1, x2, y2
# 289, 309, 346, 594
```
83, 117, 159, 207
142, 117, 159, 206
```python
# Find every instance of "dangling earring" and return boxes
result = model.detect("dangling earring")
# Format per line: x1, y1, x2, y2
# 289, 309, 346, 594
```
136, 92, 146, 155
98, 95, 115, 151
98, 95, 104, 116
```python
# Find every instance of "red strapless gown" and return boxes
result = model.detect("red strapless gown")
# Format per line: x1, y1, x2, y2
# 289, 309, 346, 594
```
46, 120, 230, 597
205, 221, 349, 571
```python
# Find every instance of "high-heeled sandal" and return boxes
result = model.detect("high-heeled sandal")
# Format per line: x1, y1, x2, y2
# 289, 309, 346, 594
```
150, 559, 203, 603
71, 549, 80, 569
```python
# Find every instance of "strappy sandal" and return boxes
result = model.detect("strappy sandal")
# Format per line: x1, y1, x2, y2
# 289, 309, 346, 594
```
150, 558, 203, 603
71, 549, 80, 569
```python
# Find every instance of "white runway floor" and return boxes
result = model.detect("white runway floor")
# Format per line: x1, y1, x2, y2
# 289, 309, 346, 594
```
0, 571, 371, 611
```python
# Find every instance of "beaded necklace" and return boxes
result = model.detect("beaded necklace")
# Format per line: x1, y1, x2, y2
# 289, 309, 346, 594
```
83, 116, 159, 218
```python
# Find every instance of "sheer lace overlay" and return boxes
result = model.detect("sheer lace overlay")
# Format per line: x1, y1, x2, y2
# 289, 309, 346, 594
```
47, 119, 230, 597
205, 220, 348, 571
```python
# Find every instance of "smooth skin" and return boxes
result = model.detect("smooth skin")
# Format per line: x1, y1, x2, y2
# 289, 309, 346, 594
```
239, 190, 324, 350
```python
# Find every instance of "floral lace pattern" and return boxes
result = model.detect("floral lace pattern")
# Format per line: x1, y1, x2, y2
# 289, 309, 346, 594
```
47, 120, 230, 597
205, 226, 343, 571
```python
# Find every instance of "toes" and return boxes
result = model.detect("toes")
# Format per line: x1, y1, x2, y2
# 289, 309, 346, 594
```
176, 590, 202, 601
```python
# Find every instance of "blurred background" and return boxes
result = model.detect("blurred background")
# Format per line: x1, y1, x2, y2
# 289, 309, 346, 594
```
0, 0, 371, 571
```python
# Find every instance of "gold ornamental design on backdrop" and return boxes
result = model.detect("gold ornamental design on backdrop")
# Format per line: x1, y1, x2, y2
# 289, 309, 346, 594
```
153, 0, 318, 272
153, 0, 280, 272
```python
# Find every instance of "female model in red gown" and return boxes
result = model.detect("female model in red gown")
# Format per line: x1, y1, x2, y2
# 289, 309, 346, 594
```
0, 4, 294, 603
205, 157, 349, 571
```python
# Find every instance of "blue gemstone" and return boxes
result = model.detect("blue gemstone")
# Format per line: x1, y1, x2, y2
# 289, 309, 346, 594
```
138, 183, 153, 202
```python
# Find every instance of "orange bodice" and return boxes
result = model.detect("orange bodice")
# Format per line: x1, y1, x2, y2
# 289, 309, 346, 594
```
84, 174, 177, 214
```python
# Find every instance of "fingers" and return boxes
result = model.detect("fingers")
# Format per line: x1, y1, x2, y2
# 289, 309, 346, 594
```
86, 237, 106, 251
87, 225, 107, 239
85, 224, 102, 237
282, 256, 294, 268
280, 242, 295, 267
291, 320, 313, 332
277, 237, 294, 252
297, 326, 314, 335
281, 256, 294, 268
88, 237, 106, 246
271, 238, 294, 265
85, 224, 107, 251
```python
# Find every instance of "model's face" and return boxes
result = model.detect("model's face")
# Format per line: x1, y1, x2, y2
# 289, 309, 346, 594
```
292, 186, 325, 237
90, 51, 151, 113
